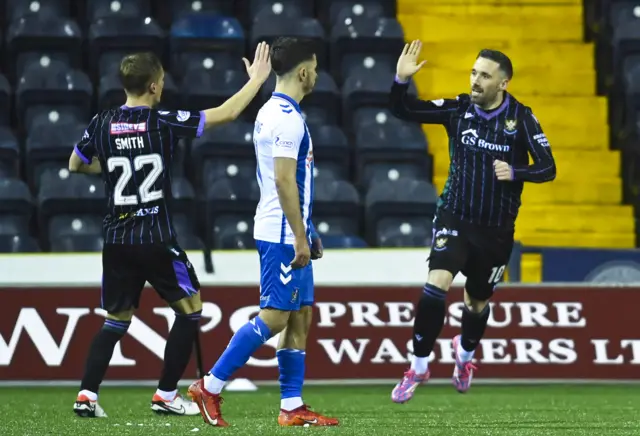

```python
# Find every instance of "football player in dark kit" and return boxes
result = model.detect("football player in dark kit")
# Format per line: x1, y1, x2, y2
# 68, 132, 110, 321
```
68, 43, 272, 417
389, 40, 556, 402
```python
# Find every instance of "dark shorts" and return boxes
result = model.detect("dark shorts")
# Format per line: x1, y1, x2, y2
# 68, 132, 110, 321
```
428, 212, 514, 301
101, 243, 200, 314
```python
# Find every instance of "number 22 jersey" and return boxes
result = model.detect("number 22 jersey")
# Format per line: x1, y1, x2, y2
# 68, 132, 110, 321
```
73, 105, 205, 244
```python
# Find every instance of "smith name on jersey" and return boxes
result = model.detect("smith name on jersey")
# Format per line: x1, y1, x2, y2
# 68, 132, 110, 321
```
390, 81, 556, 228
252, 92, 314, 244
74, 106, 205, 244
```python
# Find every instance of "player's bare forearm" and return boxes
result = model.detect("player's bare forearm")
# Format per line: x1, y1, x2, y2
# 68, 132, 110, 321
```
275, 179, 306, 239
202, 78, 263, 128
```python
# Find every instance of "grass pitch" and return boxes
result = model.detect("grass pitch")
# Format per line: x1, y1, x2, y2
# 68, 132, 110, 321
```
0, 385, 638, 435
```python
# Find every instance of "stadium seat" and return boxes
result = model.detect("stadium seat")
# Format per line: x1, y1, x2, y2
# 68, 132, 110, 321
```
171, 177, 197, 224
88, 16, 165, 80
313, 179, 361, 229
37, 171, 106, 244
26, 116, 84, 189
361, 162, 432, 190
50, 235, 104, 252
307, 124, 350, 181
5, 0, 69, 25
86, 0, 151, 22
170, 13, 245, 60
0, 235, 41, 253
0, 127, 19, 178
249, 0, 314, 22
328, 1, 386, 28
301, 106, 334, 126
179, 233, 205, 250
48, 214, 103, 238
172, 213, 197, 238
181, 69, 247, 113
0, 74, 8, 126
259, 71, 339, 123
97, 50, 130, 79
98, 71, 179, 110
329, 16, 404, 74
623, 55, 640, 110
364, 178, 438, 245
376, 217, 431, 248
15, 53, 73, 84
15, 61, 92, 131
252, 1, 309, 24
204, 177, 259, 246
162, 0, 234, 27
0, 214, 30, 236
23, 106, 85, 136
251, 17, 327, 67
6, 16, 83, 80
0, 178, 33, 222
354, 114, 431, 187
320, 234, 368, 248
191, 120, 255, 187
211, 214, 255, 249
338, 52, 395, 85
201, 158, 255, 189
171, 51, 239, 81
317, 0, 396, 29
313, 216, 360, 237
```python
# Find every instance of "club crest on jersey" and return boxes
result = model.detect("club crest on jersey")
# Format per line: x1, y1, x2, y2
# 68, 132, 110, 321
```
176, 111, 190, 122
176, 111, 191, 123
504, 119, 518, 135
433, 237, 448, 251
110, 122, 147, 135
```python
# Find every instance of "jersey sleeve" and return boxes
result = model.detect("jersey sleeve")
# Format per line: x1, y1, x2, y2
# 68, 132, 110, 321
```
73, 114, 99, 164
157, 110, 205, 139
512, 108, 557, 183
389, 75, 462, 125
271, 116, 305, 160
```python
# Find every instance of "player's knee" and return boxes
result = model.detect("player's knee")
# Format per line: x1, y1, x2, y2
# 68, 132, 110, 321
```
427, 269, 454, 291
104, 313, 132, 336
170, 292, 202, 315
463, 288, 491, 313
258, 308, 290, 334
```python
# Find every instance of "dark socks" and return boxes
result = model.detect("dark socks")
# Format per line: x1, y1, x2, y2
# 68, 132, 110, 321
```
80, 320, 130, 393
461, 304, 490, 352
157, 311, 202, 392
412, 284, 447, 358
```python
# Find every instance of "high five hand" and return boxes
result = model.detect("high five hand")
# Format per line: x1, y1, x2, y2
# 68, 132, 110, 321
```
396, 39, 427, 82
243, 41, 272, 83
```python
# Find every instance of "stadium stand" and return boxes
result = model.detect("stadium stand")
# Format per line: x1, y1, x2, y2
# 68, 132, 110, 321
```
0, 0, 637, 254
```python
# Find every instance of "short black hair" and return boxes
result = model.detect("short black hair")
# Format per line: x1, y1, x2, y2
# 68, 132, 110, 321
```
270, 37, 316, 77
119, 52, 163, 96
477, 49, 513, 80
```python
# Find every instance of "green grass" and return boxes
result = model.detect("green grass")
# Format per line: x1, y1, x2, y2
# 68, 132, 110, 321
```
0, 385, 639, 435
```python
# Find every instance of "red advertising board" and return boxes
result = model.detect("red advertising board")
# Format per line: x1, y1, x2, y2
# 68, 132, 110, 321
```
0, 286, 638, 381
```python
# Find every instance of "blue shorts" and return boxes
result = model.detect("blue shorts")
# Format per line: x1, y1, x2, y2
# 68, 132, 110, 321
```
256, 240, 314, 311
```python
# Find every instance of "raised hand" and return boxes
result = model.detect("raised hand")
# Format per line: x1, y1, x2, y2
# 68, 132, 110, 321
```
396, 39, 427, 82
243, 41, 272, 83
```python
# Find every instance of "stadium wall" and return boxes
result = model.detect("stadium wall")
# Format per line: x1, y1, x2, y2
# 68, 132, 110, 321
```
1, 250, 639, 386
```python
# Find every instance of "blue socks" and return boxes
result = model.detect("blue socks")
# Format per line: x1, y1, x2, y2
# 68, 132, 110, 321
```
277, 349, 305, 410
205, 316, 272, 394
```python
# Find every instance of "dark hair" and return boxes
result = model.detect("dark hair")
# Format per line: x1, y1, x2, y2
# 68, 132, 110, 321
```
119, 52, 163, 96
270, 37, 316, 77
477, 49, 513, 80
